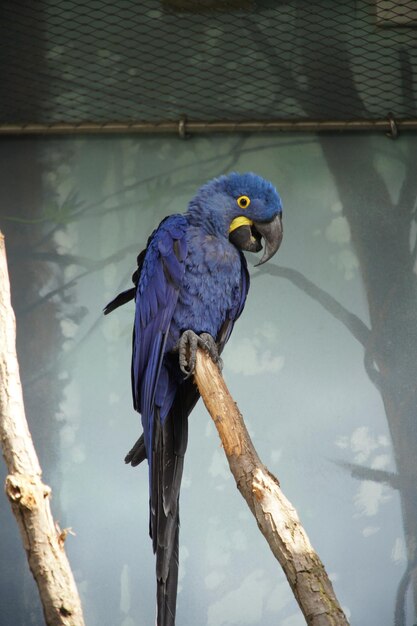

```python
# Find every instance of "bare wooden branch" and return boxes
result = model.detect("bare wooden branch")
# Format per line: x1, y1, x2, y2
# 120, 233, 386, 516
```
194, 349, 349, 626
0, 232, 86, 626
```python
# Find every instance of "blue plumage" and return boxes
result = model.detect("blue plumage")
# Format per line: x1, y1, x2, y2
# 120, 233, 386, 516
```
104, 172, 283, 626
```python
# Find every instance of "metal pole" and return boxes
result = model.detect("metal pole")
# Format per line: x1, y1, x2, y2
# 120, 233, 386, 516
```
0, 118, 416, 136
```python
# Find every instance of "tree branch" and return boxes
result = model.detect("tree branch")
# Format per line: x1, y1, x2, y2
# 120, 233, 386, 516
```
335, 460, 400, 490
194, 349, 349, 626
394, 559, 417, 626
254, 263, 384, 392
0, 232, 86, 626
255, 264, 371, 348
15, 243, 139, 317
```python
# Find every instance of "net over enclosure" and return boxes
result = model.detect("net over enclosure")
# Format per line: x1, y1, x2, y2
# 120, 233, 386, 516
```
1, 0, 416, 133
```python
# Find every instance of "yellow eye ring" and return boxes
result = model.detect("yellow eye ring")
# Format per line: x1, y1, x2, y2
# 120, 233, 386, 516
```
237, 195, 250, 209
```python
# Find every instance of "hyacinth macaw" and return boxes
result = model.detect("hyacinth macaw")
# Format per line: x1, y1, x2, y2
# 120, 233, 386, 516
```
104, 172, 283, 626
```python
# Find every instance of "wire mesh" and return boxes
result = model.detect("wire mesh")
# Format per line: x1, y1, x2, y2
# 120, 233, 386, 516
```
0, 0, 416, 129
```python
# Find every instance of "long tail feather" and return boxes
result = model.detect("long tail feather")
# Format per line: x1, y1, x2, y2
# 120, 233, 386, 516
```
153, 380, 199, 626
156, 518, 179, 626
152, 408, 182, 626
125, 377, 199, 626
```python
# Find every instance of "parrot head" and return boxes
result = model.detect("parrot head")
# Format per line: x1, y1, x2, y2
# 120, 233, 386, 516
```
187, 172, 283, 265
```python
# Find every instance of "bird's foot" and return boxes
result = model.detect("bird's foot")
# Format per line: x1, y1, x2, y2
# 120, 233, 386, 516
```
199, 333, 223, 370
177, 330, 222, 377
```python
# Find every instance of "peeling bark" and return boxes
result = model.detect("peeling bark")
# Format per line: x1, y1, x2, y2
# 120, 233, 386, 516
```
194, 349, 349, 626
0, 232, 86, 626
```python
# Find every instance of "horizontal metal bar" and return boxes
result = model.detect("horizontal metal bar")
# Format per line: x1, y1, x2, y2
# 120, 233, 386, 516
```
0, 118, 417, 136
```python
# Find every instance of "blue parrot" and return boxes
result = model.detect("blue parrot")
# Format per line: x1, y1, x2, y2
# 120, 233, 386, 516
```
104, 172, 283, 626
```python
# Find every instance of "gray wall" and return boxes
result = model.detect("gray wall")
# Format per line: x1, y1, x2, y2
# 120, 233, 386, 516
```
0, 132, 415, 626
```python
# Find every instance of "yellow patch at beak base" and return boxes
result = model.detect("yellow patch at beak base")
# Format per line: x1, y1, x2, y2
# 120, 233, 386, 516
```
229, 216, 253, 233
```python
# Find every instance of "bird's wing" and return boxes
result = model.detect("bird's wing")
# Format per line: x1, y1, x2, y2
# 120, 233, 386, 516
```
131, 214, 188, 463
216, 249, 250, 353
131, 214, 190, 626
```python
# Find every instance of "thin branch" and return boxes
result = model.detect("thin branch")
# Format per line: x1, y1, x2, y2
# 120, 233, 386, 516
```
394, 559, 417, 626
255, 264, 371, 348
16, 243, 140, 316
32, 136, 313, 251
335, 460, 400, 490
15, 250, 116, 270
32, 136, 246, 247
194, 349, 349, 626
24, 267, 133, 389
0, 232, 85, 626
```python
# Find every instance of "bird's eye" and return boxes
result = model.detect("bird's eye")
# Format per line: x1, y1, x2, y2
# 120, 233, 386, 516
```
237, 195, 250, 209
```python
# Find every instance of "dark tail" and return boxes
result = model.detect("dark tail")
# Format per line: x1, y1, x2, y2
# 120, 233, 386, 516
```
156, 517, 180, 626
126, 379, 199, 626
152, 398, 186, 626
124, 410, 182, 626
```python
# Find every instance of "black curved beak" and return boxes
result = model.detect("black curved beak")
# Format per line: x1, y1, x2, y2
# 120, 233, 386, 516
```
229, 213, 283, 264
253, 213, 283, 266
229, 224, 262, 253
